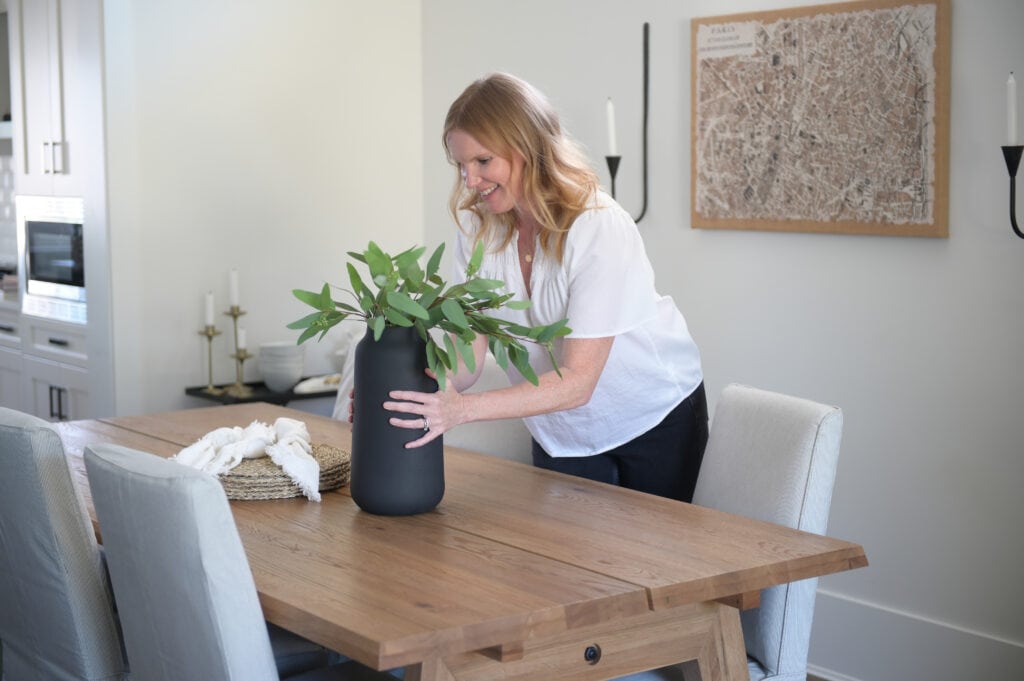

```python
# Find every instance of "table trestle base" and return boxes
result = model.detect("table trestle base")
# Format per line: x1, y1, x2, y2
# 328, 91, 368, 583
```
403, 601, 750, 681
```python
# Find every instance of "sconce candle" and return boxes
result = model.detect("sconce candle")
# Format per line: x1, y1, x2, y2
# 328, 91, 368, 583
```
606, 98, 618, 156
1009, 72, 1018, 145
237, 328, 247, 350
204, 291, 214, 326
229, 269, 239, 307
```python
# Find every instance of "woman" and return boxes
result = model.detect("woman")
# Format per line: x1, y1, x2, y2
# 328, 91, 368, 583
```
383, 73, 708, 502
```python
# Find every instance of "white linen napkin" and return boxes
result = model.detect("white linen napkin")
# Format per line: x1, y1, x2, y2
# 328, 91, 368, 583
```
265, 417, 321, 501
172, 418, 322, 501
203, 421, 276, 476
173, 426, 243, 470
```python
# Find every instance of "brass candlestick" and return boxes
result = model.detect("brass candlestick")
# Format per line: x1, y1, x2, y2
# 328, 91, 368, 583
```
224, 305, 253, 398
198, 325, 224, 395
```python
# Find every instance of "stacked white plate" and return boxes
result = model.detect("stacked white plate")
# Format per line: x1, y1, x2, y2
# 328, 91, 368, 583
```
258, 342, 305, 392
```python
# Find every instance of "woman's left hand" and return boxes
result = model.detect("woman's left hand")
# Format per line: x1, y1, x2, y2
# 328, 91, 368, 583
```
383, 369, 463, 448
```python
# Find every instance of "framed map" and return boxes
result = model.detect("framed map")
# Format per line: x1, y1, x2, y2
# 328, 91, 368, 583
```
691, 0, 950, 237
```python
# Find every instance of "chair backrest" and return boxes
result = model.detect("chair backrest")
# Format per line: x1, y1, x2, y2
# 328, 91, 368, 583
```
692, 384, 843, 681
84, 443, 280, 681
0, 407, 128, 681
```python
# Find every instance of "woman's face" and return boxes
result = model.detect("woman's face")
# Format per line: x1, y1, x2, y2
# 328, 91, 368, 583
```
447, 129, 524, 215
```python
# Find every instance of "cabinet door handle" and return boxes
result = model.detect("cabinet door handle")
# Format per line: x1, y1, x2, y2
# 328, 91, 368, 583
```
48, 385, 58, 419
52, 141, 65, 174
0, 324, 14, 333
48, 337, 70, 347
42, 141, 53, 174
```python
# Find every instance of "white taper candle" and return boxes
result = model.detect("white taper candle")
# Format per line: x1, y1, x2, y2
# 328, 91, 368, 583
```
1008, 72, 1018, 146
606, 98, 618, 156
204, 291, 214, 326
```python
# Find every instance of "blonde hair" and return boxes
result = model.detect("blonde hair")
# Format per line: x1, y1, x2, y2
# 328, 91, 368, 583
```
442, 73, 600, 263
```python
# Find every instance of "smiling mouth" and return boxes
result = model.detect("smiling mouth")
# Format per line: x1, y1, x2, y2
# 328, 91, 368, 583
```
479, 185, 497, 197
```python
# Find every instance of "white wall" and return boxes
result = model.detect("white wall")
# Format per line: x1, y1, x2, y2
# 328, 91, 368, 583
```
102, 0, 423, 415
423, 1, 1024, 679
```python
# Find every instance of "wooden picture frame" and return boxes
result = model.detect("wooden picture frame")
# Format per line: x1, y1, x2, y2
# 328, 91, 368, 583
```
690, 0, 950, 237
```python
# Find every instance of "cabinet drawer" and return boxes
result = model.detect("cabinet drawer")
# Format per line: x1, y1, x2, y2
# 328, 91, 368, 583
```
0, 308, 20, 349
24, 317, 88, 366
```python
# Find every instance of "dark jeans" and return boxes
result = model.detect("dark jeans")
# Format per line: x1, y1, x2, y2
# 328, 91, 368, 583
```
531, 382, 709, 503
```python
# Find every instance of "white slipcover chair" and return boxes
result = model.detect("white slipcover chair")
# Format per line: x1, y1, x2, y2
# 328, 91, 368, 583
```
0, 407, 129, 681
616, 383, 844, 681
83, 443, 400, 681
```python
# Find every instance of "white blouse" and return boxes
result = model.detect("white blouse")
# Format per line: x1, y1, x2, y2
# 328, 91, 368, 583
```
453, 192, 703, 457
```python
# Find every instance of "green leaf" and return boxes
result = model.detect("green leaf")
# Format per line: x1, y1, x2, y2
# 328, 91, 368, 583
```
440, 298, 469, 331
436, 336, 455, 371
286, 311, 324, 330
506, 299, 532, 310
292, 287, 327, 309
370, 315, 385, 340
464, 278, 504, 293
490, 338, 509, 371
504, 323, 534, 337
509, 344, 540, 386
426, 339, 447, 390
417, 283, 442, 312
454, 335, 476, 374
296, 325, 321, 344
394, 245, 426, 271
385, 290, 429, 320
364, 242, 392, 281
425, 242, 445, 281
347, 263, 371, 299
334, 301, 362, 315
536, 318, 570, 343
382, 307, 413, 326
545, 345, 564, 378
466, 239, 484, 278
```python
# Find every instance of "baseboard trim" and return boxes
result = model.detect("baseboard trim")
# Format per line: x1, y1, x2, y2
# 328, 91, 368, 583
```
808, 590, 1024, 680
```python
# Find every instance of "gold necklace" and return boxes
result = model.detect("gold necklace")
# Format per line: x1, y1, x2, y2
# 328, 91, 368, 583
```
519, 225, 535, 263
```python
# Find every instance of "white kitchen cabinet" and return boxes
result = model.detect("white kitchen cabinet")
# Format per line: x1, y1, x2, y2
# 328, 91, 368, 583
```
0, 346, 23, 410
0, 306, 22, 410
21, 353, 88, 421
0, 306, 20, 349
7, 0, 101, 197
22, 314, 88, 367
19, 315, 89, 419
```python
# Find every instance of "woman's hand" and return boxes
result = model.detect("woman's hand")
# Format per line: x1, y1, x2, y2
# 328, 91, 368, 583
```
383, 369, 463, 448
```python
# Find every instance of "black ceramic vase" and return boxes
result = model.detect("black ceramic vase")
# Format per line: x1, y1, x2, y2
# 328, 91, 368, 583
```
350, 325, 444, 515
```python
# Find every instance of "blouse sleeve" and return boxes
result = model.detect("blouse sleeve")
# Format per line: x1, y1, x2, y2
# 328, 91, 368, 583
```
562, 203, 658, 338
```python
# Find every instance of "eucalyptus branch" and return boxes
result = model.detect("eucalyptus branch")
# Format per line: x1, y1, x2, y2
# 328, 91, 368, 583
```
289, 241, 571, 390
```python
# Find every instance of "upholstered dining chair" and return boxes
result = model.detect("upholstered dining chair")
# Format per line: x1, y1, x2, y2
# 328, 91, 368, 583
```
616, 383, 844, 681
83, 442, 398, 681
0, 407, 129, 681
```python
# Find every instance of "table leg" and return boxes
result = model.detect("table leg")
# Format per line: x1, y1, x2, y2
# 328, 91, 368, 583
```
404, 657, 455, 681
684, 602, 749, 681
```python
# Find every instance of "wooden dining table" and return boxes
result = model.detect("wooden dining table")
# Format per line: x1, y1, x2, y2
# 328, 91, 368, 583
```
56, 402, 867, 681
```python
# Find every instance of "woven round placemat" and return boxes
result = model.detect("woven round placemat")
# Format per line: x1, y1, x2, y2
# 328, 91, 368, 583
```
218, 443, 350, 501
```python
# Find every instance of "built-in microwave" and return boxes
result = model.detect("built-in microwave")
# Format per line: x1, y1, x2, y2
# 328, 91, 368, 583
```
16, 195, 87, 324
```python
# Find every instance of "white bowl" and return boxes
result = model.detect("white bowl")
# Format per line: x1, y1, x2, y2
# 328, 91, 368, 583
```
260, 341, 304, 357
261, 363, 303, 392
